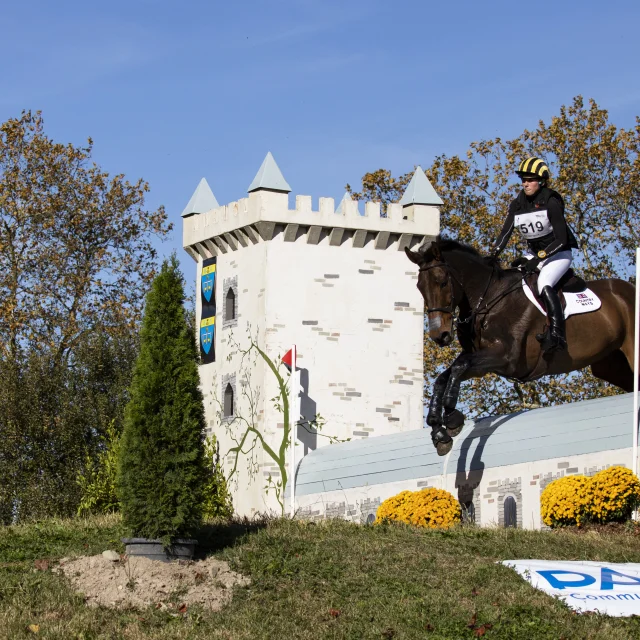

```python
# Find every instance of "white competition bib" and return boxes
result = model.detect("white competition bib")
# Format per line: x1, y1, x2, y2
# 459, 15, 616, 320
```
514, 210, 553, 239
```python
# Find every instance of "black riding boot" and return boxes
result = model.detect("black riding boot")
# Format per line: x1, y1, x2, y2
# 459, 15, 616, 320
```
536, 285, 567, 354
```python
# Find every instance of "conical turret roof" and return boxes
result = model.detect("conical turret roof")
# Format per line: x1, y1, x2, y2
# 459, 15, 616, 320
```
247, 152, 291, 193
398, 167, 443, 206
181, 178, 219, 217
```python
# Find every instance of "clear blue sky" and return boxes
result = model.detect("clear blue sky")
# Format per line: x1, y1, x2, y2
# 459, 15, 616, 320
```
1, 0, 639, 276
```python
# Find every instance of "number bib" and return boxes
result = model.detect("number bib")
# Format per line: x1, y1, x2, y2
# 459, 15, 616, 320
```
514, 210, 553, 240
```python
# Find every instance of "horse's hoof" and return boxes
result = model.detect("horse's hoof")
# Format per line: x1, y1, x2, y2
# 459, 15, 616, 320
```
444, 409, 465, 436
431, 427, 452, 456
435, 440, 453, 456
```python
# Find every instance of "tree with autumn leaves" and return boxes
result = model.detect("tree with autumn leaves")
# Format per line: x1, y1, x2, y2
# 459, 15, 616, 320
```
348, 96, 639, 417
0, 111, 171, 522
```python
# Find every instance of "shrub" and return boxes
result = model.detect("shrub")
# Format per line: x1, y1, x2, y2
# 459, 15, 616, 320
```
376, 488, 461, 529
586, 466, 640, 524
540, 475, 590, 527
402, 488, 461, 529
375, 491, 414, 524
77, 421, 121, 516
202, 435, 233, 520
117, 257, 208, 544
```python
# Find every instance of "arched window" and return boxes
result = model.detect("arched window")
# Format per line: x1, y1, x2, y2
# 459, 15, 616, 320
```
504, 496, 517, 528
224, 383, 234, 418
225, 288, 236, 321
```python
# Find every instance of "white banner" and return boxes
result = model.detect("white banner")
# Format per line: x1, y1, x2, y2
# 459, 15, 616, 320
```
502, 560, 640, 617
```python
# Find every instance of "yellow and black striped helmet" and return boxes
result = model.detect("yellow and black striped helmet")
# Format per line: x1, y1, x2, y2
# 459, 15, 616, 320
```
516, 157, 550, 180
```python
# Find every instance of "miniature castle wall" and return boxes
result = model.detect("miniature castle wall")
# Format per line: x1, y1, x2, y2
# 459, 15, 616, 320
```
292, 393, 634, 530
184, 160, 441, 516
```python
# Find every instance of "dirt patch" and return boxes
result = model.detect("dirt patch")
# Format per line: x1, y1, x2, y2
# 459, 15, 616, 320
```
58, 552, 249, 610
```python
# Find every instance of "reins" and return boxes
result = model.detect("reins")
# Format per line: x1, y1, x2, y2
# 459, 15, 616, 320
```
419, 258, 523, 328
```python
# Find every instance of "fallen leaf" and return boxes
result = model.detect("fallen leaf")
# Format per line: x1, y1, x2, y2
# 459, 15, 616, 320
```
382, 629, 395, 639
34, 560, 49, 571
425, 623, 435, 631
471, 587, 479, 596
178, 603, 188, 614
329, 608, 341, 618
467, 613, 477, 628
27, 624, 40, 633
474, 627, 486, 637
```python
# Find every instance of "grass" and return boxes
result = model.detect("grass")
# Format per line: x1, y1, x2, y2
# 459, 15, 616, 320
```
2, 515, 640, 639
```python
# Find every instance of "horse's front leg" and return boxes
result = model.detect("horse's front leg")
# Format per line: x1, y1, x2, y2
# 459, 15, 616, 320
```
442, 350, 506, 431
426, 368, 455, 454
426, 367, 452, 428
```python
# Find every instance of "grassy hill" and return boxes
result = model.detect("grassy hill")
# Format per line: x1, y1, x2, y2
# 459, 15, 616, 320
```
2, 515, 640, 639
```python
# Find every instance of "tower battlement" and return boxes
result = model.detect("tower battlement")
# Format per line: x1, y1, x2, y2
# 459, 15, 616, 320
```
183, 191, 440, 260
182, 153, 441, 261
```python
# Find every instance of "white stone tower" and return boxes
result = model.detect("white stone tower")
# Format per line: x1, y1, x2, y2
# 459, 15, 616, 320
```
182, 153, 442, 516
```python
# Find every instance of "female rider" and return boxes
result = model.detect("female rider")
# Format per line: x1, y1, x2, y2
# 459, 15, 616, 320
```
490, 157, 579, 354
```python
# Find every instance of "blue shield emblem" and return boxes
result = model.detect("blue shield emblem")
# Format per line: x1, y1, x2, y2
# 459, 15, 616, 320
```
201, 263, 216, 304
200, 317, 215, 355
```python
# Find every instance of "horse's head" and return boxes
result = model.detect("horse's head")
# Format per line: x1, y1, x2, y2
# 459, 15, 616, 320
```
405, 242, 456, 347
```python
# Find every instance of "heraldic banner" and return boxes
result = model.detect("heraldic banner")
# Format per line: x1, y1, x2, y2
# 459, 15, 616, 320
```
200, 257, 216, 364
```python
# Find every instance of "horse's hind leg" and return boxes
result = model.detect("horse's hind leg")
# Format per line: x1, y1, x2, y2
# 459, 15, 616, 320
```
591, 349, 633, 392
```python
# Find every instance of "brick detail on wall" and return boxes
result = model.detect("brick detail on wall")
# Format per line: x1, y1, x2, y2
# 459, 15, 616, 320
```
359, 497, 382, 525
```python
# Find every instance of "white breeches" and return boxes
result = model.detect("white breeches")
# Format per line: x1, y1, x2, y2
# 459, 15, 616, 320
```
525, 250, 572, 292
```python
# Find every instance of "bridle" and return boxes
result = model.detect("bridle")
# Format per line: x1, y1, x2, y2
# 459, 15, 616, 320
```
418, 262, 462, 316
418, 259, 509, 327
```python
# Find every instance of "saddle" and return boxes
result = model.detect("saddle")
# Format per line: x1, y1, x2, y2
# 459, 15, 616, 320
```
525, 268, 587, 312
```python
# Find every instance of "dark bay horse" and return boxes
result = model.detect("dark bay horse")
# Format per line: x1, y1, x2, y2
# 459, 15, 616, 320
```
405, 237, 636, 456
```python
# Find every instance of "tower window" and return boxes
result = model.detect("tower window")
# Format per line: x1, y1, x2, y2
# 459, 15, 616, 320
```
224, 383, 234, 418
222, 276, 238, 329
225, 288, 236, 321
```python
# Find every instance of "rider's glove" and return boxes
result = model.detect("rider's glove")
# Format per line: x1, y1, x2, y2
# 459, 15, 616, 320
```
510, 257, 528, 268
524, 257, 541, 273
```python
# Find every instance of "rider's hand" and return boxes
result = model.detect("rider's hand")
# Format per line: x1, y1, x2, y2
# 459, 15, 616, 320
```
524, 258, 541, 273
510, 257, 528, 268
485, 250, 500, 265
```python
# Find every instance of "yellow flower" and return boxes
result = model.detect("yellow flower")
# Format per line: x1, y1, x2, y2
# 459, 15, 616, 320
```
540, 475, 589, 527
540, 466, 640, 527
586, 466, 640, 524
376, 488, 461, 529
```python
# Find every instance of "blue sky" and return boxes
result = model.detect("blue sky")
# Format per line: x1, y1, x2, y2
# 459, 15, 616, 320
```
1, 0, 639, 276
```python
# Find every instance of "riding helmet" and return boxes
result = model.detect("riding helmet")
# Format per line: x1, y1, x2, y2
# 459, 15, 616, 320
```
516, 157, 550, 180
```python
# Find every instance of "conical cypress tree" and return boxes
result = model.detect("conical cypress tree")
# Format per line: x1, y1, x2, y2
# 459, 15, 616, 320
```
117, 256, 207, 542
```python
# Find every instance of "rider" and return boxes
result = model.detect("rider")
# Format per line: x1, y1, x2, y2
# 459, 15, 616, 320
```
490, 157, 579, 354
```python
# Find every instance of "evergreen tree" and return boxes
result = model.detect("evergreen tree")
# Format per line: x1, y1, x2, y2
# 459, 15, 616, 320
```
117, 256, 207, 543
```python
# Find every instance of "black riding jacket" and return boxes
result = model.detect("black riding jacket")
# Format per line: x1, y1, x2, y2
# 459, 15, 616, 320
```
493, 187, 579, 258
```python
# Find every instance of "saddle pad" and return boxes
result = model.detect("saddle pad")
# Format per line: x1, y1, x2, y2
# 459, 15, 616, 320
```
522, 280, 602, 319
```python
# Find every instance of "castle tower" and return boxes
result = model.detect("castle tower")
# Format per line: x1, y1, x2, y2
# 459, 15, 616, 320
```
182, 156, 442, 516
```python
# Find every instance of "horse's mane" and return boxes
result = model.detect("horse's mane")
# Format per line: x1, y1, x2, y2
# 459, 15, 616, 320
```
418, 235, 482, 261
418, 235, 510, 277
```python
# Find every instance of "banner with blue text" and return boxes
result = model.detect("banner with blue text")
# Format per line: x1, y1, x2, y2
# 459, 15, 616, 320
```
502, 560, 640, 617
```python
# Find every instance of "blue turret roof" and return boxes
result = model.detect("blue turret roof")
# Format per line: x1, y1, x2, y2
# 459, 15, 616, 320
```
398, 166, 443, 206
181, 178, 219, 217
247, 152, 291, 193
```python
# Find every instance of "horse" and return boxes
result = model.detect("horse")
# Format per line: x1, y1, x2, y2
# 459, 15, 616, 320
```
405, 237, 636, 456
